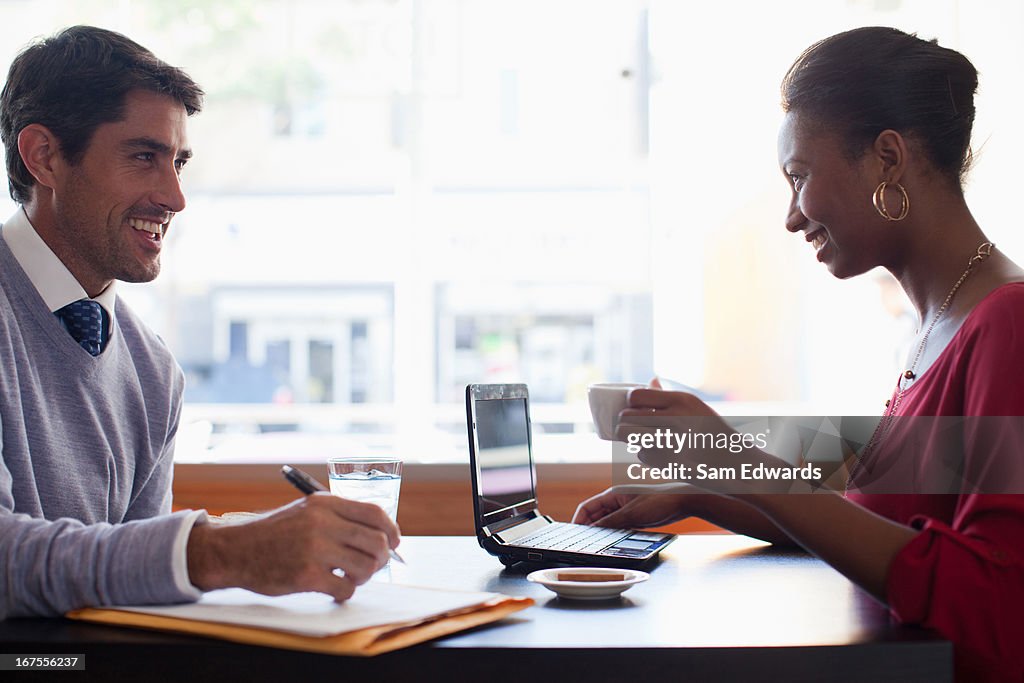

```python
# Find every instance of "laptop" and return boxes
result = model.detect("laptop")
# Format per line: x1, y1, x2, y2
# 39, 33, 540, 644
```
465, 383, 676, 568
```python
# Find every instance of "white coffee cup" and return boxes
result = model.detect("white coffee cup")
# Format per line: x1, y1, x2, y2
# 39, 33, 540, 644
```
588, 382, 646, 440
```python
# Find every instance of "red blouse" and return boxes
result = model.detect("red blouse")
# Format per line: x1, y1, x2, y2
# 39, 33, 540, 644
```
846, 282, 1024, 682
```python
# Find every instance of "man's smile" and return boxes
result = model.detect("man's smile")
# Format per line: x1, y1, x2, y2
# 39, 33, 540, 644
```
127, 216, 167, 242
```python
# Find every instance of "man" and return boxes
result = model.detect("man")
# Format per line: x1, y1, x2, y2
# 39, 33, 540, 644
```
0, 26, 400, 618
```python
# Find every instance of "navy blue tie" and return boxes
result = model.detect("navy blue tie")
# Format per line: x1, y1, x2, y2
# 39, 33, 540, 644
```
55, 299, 104, 356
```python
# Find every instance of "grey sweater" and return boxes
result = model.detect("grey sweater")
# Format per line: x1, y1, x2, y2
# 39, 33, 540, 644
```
0, 231, 198, 617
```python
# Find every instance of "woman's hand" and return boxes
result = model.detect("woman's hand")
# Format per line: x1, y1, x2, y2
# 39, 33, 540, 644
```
572, 483, 694, 528
616, 384, 725, 459
614, 385, 798, 496
616, 387, 743, 487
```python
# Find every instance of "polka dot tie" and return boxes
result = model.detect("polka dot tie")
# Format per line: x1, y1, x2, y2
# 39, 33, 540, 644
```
55, 299, 104, 356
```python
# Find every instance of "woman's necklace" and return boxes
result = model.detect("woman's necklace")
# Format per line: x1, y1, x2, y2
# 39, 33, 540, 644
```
884, 240, 994, 417
850, 241, 994, 486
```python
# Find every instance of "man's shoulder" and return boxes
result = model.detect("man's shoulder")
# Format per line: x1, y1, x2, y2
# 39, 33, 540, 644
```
113, 299, 185, 403
113, 298, 180, 368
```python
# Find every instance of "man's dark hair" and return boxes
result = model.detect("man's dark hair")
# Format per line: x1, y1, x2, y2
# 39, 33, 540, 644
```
781, 26, 978, 189
0, 25, 204, 203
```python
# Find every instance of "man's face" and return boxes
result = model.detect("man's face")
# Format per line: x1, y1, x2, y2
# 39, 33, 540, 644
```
52, 89, 191, 294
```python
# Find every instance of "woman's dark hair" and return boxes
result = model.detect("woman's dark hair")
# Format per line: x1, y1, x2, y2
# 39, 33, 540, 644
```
781, 26, 978, 188
0, 25, 204, 203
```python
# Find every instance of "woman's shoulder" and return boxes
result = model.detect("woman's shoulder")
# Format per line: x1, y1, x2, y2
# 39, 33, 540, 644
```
949, 281, 1024, 415
948, 280, 1024, 365
966, 281, 1024, 325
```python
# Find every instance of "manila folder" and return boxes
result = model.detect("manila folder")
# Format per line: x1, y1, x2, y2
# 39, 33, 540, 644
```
67, 582, 533, 656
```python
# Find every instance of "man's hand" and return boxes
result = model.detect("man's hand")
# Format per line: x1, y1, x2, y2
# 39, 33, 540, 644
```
187, 493, 400, 602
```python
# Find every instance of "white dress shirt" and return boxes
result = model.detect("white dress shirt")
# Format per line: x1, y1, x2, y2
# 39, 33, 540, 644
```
3, 206, 118, 321
2, 207, 204, 595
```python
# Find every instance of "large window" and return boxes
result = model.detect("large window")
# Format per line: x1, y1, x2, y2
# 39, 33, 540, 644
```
2, 0, 1023, 463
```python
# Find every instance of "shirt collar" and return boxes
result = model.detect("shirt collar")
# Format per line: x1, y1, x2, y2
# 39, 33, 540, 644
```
2, 207, 117, 320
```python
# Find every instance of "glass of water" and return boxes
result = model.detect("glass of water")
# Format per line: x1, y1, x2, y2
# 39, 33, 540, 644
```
326, 457, 402, 522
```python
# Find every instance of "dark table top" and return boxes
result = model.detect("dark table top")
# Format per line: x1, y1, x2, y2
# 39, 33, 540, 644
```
0, 535, 951, 683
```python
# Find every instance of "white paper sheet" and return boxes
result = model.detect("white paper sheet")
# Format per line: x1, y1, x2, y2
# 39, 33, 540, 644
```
112, 583, 503, 637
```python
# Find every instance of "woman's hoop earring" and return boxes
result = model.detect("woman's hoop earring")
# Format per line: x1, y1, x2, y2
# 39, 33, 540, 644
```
872, 181, 910, 221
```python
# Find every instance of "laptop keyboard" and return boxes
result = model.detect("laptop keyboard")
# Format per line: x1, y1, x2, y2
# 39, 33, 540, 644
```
515, 523, 630, 554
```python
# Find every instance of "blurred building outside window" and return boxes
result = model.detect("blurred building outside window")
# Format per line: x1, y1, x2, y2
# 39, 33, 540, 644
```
2, 0, 1023, 465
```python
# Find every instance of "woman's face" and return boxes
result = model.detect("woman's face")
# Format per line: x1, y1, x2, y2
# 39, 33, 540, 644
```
777, 112, 888, 279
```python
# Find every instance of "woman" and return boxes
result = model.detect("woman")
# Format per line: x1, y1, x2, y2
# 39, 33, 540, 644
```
574, 27, 1024, 682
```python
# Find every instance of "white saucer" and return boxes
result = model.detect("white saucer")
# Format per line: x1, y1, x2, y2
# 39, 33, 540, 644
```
527, 567, 649, 600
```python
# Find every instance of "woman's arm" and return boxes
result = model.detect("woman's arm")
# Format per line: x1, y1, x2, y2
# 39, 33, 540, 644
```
573, 483, 799, 547
686, 493, 800, 547
574, 481, 916, 601
617, 388, 918, 602
745, 486, 917, 602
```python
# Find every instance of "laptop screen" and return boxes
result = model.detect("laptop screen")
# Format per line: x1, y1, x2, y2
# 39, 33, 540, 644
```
474, 397, 536, 522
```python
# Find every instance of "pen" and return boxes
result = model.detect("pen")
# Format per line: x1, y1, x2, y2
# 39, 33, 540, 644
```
281, 465, 406, 565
